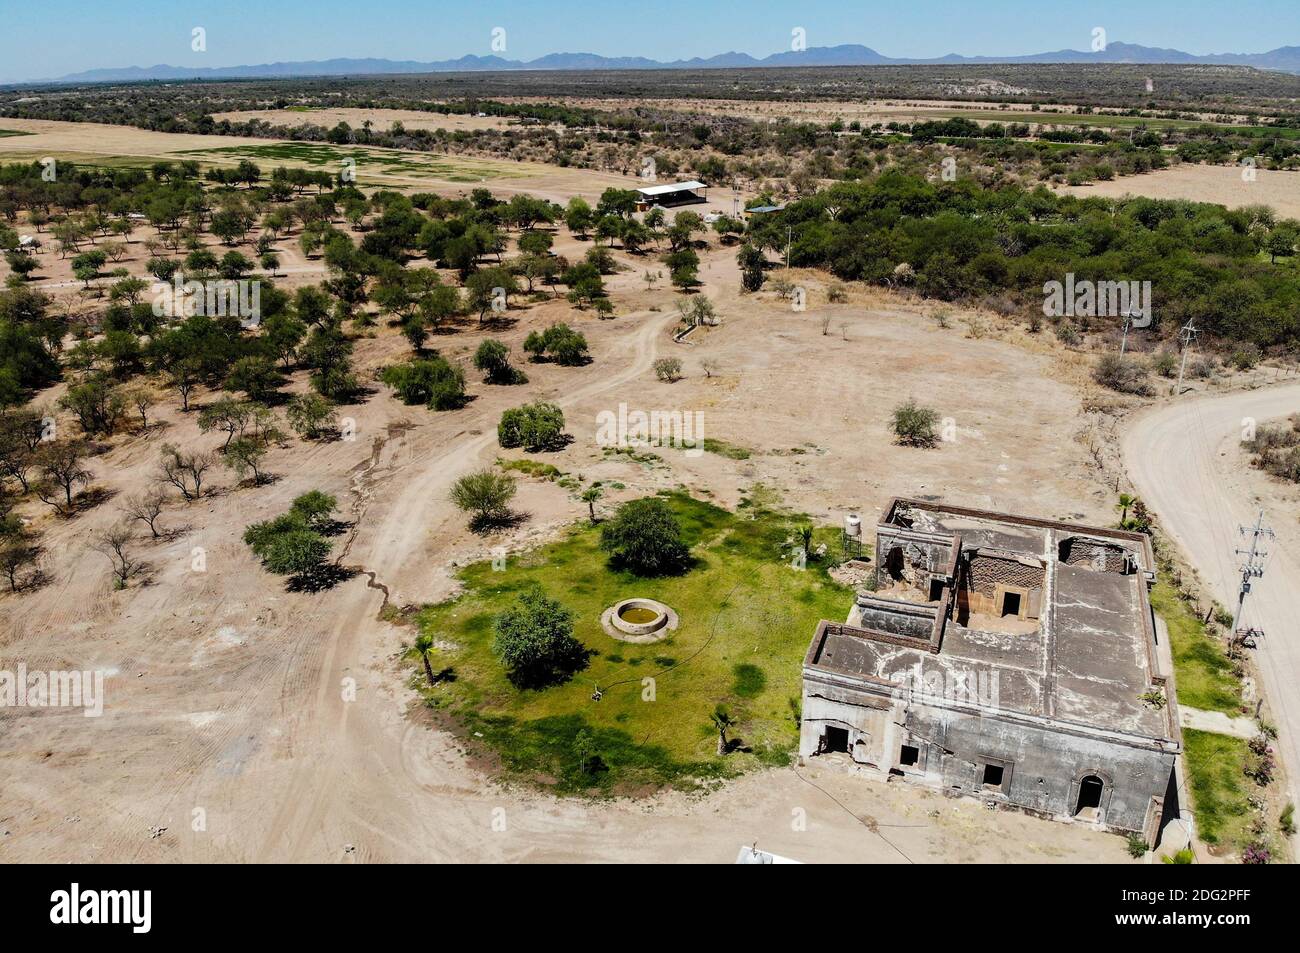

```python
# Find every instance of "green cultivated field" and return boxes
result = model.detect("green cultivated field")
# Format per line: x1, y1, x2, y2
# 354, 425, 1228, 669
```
412, 491, 854, 794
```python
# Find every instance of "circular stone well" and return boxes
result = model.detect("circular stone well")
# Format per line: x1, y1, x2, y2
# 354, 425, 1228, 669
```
601, 598, 679, 644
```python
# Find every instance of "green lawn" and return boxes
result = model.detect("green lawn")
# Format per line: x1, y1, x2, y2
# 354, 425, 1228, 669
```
1151, 579, 1256, 853
1183, 729, 1252, 847
412, 491, 855, 794
0, 129, 34, 138
1151, 580, 1242, 715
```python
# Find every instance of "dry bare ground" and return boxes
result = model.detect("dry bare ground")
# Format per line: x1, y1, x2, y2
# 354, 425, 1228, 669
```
1060, 162, 1300, 218
0, 125, 1130, 863
0, 116, 639, 199
497, 95, 1253, 127
209, 107, 521, 132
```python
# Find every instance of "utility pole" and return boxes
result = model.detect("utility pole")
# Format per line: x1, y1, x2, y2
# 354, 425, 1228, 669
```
1174, 319, 1198, 394
786, 225, 792, 270
1119, 312, 1133, 356
1231, 511, 1274, 635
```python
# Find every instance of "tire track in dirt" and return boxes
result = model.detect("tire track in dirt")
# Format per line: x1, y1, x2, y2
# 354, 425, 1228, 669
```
254, 308, 677, 861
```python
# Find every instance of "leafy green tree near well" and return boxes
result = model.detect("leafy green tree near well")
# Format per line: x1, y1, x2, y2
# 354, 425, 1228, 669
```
492, 585, 587, 688
599, 496, 692, 575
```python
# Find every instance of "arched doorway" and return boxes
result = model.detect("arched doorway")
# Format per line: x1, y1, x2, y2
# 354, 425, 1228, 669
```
1075, 774, 1105, 818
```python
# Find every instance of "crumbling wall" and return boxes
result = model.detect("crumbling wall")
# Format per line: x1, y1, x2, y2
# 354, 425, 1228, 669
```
1059, 536, 1134, 574
961, 552, 1044, 616
875, 527, 954, 591
799, 674, 893, 765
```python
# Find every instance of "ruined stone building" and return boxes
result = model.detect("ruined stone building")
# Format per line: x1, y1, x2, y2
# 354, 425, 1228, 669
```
800, 499, 1181, 841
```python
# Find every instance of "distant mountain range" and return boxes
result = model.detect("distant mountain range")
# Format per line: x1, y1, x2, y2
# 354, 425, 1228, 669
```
33, 42, 1300, 84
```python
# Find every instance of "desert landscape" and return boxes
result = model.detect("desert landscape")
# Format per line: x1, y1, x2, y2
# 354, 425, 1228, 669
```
2, 5, 1299, 881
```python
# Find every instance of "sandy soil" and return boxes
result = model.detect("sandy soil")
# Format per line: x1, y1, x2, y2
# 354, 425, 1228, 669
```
0, 127, 1130, 864
1060, 163, 1300, 219
497, 95, 1255, 128
0, 117, 639, 197
1124, 385, 1300, 814
209, 107, 520, 133
0, 117, 290, 163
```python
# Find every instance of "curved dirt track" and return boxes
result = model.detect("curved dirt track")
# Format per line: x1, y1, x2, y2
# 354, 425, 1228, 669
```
252, 307, 677, 862
1123, 383, 1300, 806
2, 236, 1132, 865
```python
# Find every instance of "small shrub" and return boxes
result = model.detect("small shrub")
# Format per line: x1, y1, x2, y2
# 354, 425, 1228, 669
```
497, 401, 567, 452
474, 339, 527, 384
890, 399, 940, 448
450, 469, 517, 528
1242, 842, 1271, 864
380, 357, 466, 410
1189, 355, 1220, 380
653, 357, 683, 382
1093, 353, 1152, 396
523, 323, 589, 366
1150, 350, 1179, 378
1230, 344, 1262, 371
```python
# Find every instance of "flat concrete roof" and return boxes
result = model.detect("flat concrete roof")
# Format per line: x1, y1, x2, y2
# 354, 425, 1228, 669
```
805, 500, 1176, 745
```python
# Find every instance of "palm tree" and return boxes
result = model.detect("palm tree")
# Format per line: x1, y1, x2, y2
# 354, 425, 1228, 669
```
574, 728, 594, 775
1117, 493, 1136, 527
412, 632, 436, 685
581, 486, 602, 524
711, 704, 737, 755
797, 524, 814, 558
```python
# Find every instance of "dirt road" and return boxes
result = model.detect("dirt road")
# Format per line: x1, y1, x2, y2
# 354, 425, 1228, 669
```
1, 222, 1127, 865
1123, 383, 1300, 806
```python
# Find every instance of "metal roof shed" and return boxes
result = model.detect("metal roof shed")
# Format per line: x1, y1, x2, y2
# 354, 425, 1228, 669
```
635, 180, 708, 208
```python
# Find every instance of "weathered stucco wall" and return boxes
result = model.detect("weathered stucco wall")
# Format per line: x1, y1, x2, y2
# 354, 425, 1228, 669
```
800, 676, 1174, 833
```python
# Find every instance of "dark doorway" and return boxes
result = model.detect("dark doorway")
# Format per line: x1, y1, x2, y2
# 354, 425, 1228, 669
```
899, 744, 920, 768
885, 547, 905, 581
928, 578, 945, 602
1002, 592, 1022, 617
982, 763, 1005, 791
823, 726, 849, 753
1076, 775, 1104, 816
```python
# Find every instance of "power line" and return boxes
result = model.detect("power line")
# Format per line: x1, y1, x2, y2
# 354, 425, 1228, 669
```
1174, 319, 1198, 394
1231, 510, 1274, 635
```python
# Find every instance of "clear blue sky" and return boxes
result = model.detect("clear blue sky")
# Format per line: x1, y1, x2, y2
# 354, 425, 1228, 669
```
2, 0, 1298, 82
